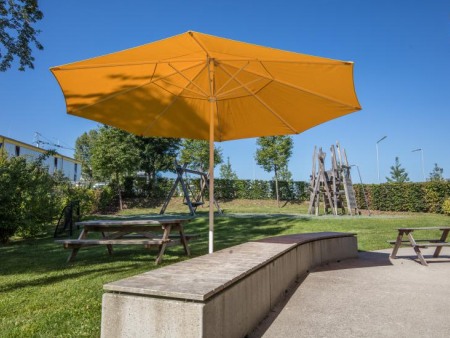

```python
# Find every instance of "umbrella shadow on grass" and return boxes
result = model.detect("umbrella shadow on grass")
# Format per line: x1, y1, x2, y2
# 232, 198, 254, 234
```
185, 214, 310, 252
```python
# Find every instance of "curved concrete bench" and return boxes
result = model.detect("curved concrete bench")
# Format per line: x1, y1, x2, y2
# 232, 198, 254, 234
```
101, 232, 357, 338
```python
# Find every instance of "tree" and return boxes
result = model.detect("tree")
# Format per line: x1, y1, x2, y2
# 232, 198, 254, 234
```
277, 164, 293, 182
0, 0, 44, 71
275, 164, 294, 201
219, 157, 238, 181
386, 157, 410, 183
218, 157, 238, 200
255, 136, 293, 207
74, 129, 99, 184
179, 139, 223, 171
428, 163, 444, 181
133, 136, 181, 195
90, 126, 140, 210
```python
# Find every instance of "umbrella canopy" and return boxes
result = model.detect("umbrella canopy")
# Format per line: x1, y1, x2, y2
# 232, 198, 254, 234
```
51, 31, 361, 253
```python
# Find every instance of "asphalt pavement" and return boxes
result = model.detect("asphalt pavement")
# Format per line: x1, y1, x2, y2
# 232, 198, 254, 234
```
249, 247, 450, 338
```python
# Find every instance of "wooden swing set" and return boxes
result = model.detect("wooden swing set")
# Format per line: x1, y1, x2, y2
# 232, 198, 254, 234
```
160, 162, 222, 216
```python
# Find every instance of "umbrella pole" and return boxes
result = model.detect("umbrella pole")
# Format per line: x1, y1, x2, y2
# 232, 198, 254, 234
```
209, 102, 215, 254
208, 57, 216, 254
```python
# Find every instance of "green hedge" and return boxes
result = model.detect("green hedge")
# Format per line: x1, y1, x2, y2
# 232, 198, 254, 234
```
354, 182, 450, 213
105, 177, 450, 214
124, 177, 309, 201
167, 178, 309, 201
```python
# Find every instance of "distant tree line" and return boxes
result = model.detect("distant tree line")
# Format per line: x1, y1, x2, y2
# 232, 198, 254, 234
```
75, 125, 295, 210
385, 157, 445, 183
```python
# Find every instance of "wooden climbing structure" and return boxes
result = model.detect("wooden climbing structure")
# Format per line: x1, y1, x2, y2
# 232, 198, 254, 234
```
160, 162, 222, 216
308, 142, 359, 216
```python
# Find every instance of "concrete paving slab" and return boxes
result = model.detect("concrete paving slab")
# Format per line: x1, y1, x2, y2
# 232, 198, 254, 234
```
250, 247, 450, 338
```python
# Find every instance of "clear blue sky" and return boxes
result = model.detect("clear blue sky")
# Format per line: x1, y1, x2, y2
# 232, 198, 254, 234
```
1, 0, 449, 183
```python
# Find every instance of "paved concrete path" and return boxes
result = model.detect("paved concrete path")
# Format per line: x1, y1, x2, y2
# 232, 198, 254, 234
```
250, 247, 450, 338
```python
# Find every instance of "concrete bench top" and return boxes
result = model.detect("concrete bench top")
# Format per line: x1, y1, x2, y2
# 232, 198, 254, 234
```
254, 232, 356, 244
104, 232, 355, 302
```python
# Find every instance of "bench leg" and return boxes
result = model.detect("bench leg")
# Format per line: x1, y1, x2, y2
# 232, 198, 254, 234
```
407, 233, 428, 266
391, 231, 404, 258
101, 231, 114, 255
412, 246, 428, 266
155, 243, 167, 265
181, 236, 190, 256
106, 244, 114, 255
433, 229, 449, 258
67, 248, 80, 263
178, 225, 190, 256
154, 225, 172, 264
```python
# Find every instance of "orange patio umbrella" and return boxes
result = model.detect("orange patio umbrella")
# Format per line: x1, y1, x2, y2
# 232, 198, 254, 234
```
51, 31, 361, 253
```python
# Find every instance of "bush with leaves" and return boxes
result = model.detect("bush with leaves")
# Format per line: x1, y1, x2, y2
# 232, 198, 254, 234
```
95, 185, 119, 213
0, 155, 25, 242
442, 198, 450, 216
0, 153, 58, 242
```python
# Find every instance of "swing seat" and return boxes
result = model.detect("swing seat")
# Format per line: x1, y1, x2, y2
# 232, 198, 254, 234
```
184, 201, 204, 207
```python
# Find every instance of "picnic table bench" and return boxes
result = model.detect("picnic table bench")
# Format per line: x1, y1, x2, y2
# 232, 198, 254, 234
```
389, 227, 450, 266
55, 218, 196, 264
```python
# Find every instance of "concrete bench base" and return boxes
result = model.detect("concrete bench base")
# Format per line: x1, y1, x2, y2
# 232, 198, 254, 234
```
101, 232, 357, 338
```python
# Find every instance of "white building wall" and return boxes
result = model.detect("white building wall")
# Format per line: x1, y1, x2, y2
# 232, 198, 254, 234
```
0, 136, 82, 182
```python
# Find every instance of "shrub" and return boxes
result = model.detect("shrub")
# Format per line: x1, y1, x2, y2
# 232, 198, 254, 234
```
442, 198, 450, 216
0, 154, 59, 242
95, 185, 119, 213
0, 153, 101, 242
354, 181, 450, 214
0, 155, 24, 243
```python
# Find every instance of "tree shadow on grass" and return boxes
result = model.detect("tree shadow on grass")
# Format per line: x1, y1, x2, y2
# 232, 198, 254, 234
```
0, 264, 141, 293
1, 213, 312, 285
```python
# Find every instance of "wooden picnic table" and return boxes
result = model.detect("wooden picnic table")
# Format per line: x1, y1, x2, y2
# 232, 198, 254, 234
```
55, 218, 195, 264
389, 227, 450, 266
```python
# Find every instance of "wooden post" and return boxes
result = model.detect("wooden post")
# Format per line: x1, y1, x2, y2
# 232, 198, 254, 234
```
330, 145, 339, 215
208, 57, 216, 254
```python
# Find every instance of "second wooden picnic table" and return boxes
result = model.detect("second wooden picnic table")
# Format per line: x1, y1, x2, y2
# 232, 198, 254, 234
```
56, 218, 194, 264
390, 227, 450, 266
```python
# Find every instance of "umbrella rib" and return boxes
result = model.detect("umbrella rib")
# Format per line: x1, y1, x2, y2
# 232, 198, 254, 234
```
168, 63, 209, 97
218, 58, 350, 65
66, 62, 205, 113
215, 60, 274, 99
216, 77, 271, 99
152, 78, 204, 99
215, 61, 250, 96
51, 58, 349, 72
51, 58, 208, 71
222, 61, 360, 109
141, 63, 209, 135
157, 62, 207, 99
140, 88, 181, 135
188, 31, 210, 57
219, 66, 298, 134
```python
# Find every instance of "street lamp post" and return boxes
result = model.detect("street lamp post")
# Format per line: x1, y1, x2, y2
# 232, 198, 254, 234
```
412, 148, 425, 182
376, 136, 387, 183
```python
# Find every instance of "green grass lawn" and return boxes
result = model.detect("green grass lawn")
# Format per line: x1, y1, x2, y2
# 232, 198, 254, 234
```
1, 199, 448, 337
